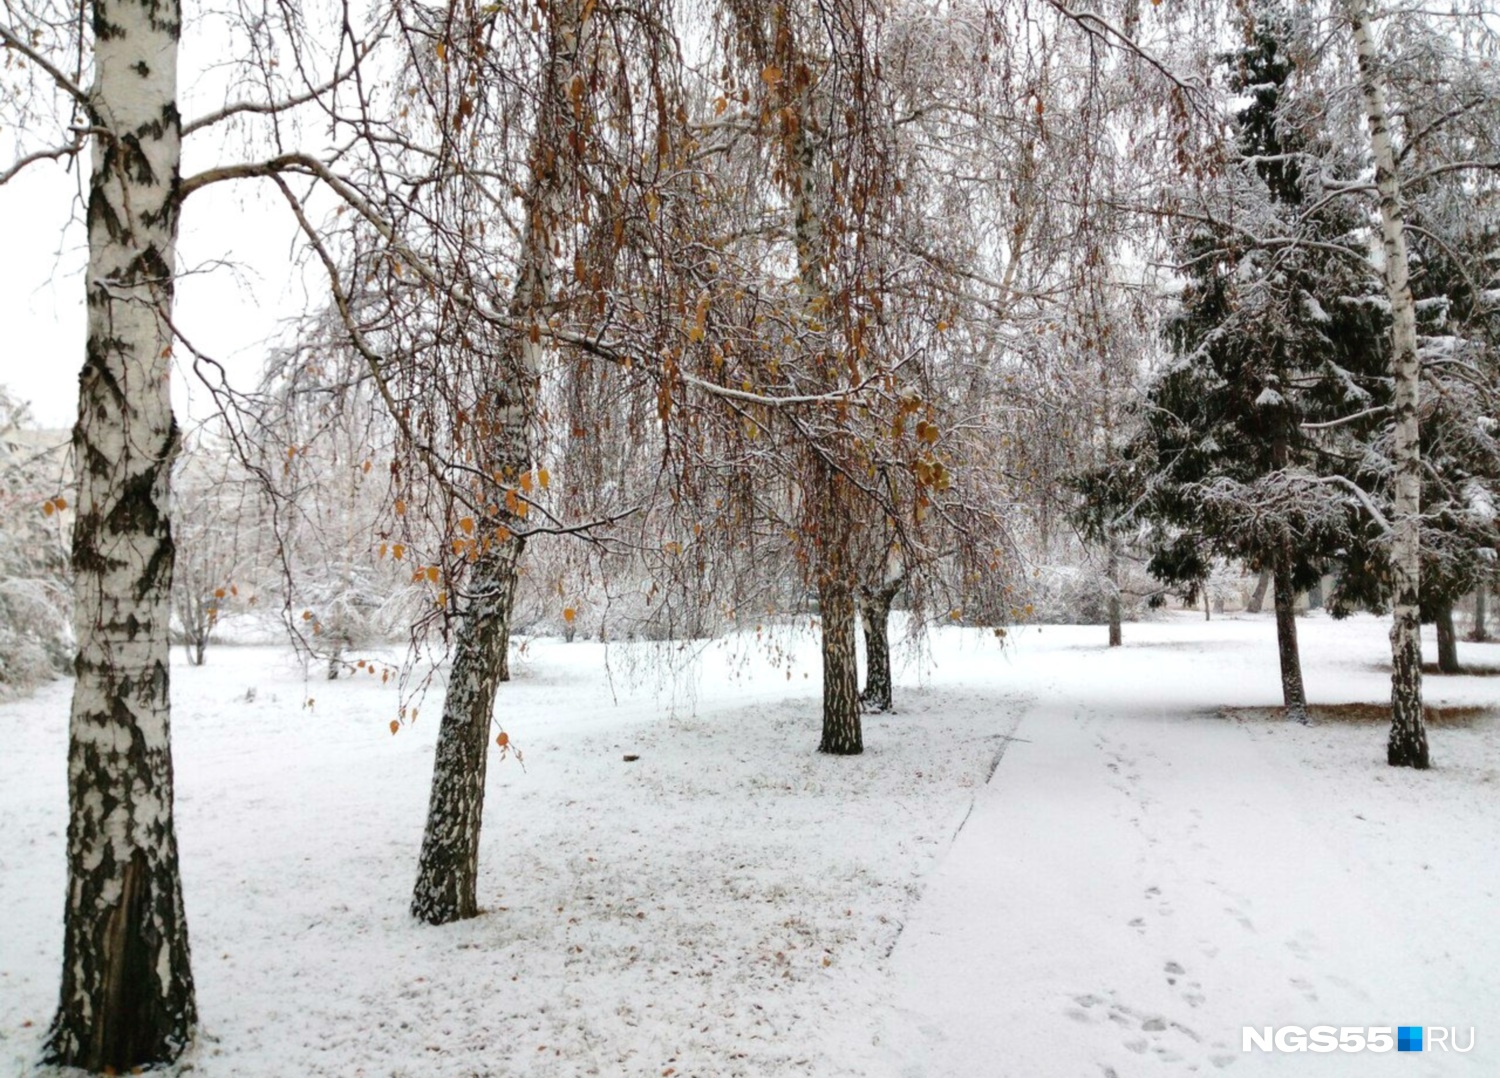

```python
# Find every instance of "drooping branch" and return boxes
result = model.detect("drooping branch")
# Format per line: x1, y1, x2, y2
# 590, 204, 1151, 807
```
0, 22, 91, 108
181, 30, 386, 136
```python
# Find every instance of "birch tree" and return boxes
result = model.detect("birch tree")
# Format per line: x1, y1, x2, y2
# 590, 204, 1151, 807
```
3, 0, 198, 1065
0, 388, 72, 696
3, 0, 409, 1056
1344, 0, 1427, 766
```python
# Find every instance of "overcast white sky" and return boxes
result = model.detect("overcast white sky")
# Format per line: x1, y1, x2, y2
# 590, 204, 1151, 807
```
0, 9, 343, 434
0, 150, 316, 432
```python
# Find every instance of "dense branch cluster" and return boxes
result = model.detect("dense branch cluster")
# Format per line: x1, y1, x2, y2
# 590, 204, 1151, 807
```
4, 0, 1500, 1068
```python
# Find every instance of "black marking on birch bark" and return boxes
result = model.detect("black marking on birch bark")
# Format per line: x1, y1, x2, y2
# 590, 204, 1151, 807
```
92, 17, 125, 41
818, 578, 862, 755
126, 245, 174, 282
89, 189, 128, 243
1347, 0, 1429, 768
411, 541, 523, 924
50, 0, 196, 1062
81, 344, 130, 409
858, 584, 896, 712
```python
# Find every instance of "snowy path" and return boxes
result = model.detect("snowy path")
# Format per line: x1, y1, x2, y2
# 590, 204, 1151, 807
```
887, 617, 1500, 1076
3, 614, 1496, 1076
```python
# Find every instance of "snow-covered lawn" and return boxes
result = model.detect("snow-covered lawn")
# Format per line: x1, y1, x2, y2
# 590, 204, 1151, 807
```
2, 611, 1496, 1076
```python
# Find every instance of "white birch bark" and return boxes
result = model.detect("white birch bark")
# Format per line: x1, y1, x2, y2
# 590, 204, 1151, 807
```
409, 2, 571, 924
725, 0, 865, 753
46, 0, 197, 1067
1346, 0, 1430, 767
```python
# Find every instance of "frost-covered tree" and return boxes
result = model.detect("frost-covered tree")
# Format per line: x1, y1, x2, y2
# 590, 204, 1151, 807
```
1323, 0, 1500, 762
1080, 15, 1389, 717
0, 389, 71, 695
3, 0, 198, 1064
4, 0, 419, 1054
1326, 121, 1500, 676
172, 434, 265, 666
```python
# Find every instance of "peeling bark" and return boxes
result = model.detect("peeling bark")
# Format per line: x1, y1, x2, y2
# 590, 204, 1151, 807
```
1347, 0, 1429, 767
45, 0, 196, 1068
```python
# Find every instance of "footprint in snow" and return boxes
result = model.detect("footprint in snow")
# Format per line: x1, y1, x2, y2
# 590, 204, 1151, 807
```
1224, 906, 1256, 933
1144, 885, 1174, 917
1078, 989, 1208, 1066
1285, 931, 1317, 960
1290, 975, 1318, 1002
1121, 1012, 1203, 1062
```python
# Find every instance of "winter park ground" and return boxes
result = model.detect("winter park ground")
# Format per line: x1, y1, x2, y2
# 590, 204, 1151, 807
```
1, 613, 1497, 1077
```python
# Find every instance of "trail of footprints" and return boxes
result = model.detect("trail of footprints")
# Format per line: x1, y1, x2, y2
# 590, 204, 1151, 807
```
1070, 878, 1242, 1072
1067, 965, 1238, 1073
1086, 729, 1352, 1071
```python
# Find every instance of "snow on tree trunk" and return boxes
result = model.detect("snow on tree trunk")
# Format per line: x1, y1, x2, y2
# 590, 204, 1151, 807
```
45, 0, 197, 1068
1347, 0, 1429, 768
858, 584, 897, 712
410, 541, 524, 924
410, 2, 569, 921
1273, 560, 1307, 720
497, 622, 512, 681
496, 568, 518, 681
1435, 602, 1460, 674
1107, 538, 1122, 647
818, 577, 862, 754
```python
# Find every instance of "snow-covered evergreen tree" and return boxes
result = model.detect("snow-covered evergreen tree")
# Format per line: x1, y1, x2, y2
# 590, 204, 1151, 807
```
1080, 13, 1389, 717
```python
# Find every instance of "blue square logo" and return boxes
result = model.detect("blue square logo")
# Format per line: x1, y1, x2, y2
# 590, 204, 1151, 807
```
1398, 1026, 1423, 1052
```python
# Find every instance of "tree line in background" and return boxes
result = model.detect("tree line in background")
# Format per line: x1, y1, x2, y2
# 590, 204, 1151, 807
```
3, 0, 1499, 1070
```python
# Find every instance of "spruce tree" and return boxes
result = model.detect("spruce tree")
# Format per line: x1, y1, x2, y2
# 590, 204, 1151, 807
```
1079, 13, 1389, 716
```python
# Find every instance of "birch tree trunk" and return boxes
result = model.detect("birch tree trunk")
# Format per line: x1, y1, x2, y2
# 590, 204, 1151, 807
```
724, 0, 868, 754
818, 577, 862, 754
410, 540, 524, 923
408, 3, 570, 923
1471, 584, 1490, 643
858, 583, 898, 712
45, 0, 197, 1067
1347, 0, 1429, 768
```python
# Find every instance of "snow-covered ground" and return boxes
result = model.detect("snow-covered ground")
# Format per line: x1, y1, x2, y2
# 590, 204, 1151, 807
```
1, 611, 1496, 1076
